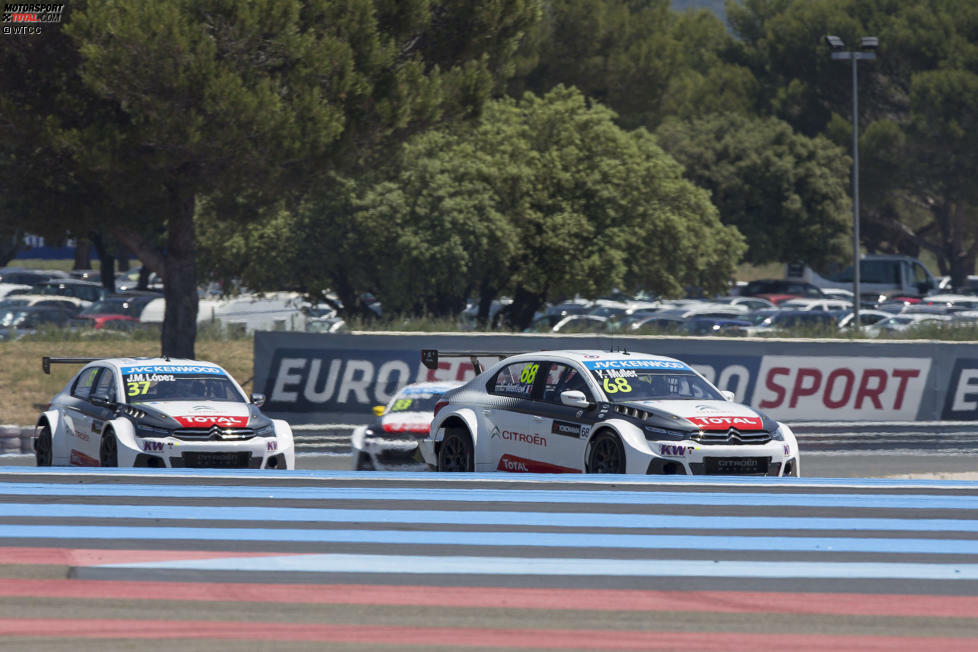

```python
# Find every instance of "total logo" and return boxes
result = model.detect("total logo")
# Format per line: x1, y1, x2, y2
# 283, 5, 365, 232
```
174, 415, 248, 428
686, 416, 762, 430
500, 457, 529, 471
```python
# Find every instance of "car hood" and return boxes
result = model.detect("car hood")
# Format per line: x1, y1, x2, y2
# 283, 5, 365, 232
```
623, 399, 774, 432
378, 411, 432, 434
129, 400, 253, 428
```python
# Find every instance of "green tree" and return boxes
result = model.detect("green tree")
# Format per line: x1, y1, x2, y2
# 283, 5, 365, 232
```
352, 87, 746, 329
655, 113, 852, 267
2, 0, 540, 356
509, 0, 755, 130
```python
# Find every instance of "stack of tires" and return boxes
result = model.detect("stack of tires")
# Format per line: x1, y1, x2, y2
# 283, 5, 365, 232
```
0, 424, 32, 454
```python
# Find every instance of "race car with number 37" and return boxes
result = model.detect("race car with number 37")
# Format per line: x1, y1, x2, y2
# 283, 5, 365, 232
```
419, 349, 800, 476
34, 356, 295, 469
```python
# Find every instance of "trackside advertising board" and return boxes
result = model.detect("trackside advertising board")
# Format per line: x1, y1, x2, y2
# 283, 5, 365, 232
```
253, 331, 978, 424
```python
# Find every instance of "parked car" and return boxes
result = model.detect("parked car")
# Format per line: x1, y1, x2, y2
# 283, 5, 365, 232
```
0, 267, 69, 286
419, 349, 800, 476
0, 306, 75, 340
0, 294, 87, 316
351, 381, 464, 471
786, 255, 938, 300
32, 278, 107, 305
35, 356, 294, 469
75, 295, 156, 330
740, 279, 826, 304
777, 298, 853, 312
742, 309, 840, 336
863, 313, 953, 337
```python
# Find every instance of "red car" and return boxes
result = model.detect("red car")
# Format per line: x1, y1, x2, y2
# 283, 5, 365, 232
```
75, 296, 153, 330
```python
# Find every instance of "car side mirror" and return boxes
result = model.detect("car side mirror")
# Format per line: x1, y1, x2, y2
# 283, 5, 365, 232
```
372, 405, 386, 416
560, 390, 591, 409
721, 390, 735, 402
251, 393, 266, 407
90, 393, 116, 408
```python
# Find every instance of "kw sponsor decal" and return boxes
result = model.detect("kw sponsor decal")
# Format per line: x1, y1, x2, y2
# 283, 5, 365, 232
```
686, 416, 763, 431
658, 444, 694, 457
173, 416, 248, 428
143, 441, 164, 452
584, 359, 690, 371
266, 440, 277, 452
69, 449, 98, 467
754, 356, 929, 420
496, 454, 578, 473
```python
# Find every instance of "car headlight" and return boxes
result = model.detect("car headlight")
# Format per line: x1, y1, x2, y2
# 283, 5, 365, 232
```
255, 423, 275, 437
772, 424, 785, 441
134, 423, 171, 438
643, 425, 693, 441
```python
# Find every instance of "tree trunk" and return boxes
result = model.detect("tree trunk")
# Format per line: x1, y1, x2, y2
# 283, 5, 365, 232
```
477, 277, 496, 328
161, 182, 198, 359
508, 286, 547, 331
73, 239, 91, 270
0, 231, 22, 266
88, 232, 116, 294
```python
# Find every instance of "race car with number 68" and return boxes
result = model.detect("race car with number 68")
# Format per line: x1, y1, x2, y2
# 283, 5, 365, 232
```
419, 349, 800, 476
34, 356, 294, 469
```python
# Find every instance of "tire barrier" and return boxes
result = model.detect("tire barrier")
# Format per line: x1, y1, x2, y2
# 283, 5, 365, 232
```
0, 425, 33, 455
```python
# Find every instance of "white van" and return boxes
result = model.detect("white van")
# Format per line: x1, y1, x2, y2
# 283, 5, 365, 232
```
786, 255, 938, 301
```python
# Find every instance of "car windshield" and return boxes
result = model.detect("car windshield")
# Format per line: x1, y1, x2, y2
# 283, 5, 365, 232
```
122, 370, 244, 403
387, 390, 444, 413
588, 368, 724, 401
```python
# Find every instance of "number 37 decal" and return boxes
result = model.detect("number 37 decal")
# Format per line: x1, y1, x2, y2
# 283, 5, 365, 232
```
126, 381, 150, 396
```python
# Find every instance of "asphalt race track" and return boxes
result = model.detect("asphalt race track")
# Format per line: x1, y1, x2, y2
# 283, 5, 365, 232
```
2, 467, 978, 650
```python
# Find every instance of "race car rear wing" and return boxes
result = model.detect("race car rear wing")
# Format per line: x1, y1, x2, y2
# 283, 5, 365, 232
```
420, 349, 519, 375
42, 356, 104, 374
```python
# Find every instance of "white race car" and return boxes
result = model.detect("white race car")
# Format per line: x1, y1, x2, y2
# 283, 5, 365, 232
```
351, 381, 464, 470
34, 356, 295, 469
419, 349, 800, 476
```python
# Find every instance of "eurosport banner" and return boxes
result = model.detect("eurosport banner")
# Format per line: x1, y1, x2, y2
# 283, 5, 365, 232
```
254, 332, 966, 424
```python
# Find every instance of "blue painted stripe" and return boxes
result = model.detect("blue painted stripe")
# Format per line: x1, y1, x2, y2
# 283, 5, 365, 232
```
3, 502, 978, 533
2, 523, 975, 555
5, 466, 978, 490
2, 482, 978, 511
101, 552, 978, 580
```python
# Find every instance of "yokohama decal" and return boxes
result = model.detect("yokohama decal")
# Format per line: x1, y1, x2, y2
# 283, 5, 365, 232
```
173, 416, 249, 428
496, 454, 578, 474
686, 416, 763, 431
69, 449, 99, 467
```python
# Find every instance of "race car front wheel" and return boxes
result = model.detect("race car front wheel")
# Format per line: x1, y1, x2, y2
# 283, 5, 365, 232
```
587, 431, 626, 474
99, 432, 118, 468
35, 425, 52, 467
437, 429, 473, 472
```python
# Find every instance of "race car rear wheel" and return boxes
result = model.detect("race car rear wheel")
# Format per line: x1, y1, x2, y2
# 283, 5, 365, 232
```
587, 431, 625, 474
355, 451, 374, 471
437, 428, 473, 472
99, 432, 118, 468
35, 424, 52, 467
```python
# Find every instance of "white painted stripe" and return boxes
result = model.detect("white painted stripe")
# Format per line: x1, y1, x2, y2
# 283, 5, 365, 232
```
101, 553, 978, 580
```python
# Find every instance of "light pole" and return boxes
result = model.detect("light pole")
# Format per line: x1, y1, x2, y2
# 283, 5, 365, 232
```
825, 35, 877, 330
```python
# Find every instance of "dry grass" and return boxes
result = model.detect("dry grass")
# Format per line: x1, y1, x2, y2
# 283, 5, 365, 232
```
0, 339, 254, 427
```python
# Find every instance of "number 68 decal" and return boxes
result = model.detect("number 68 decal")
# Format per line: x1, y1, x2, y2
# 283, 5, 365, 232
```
602, 377, 631, 393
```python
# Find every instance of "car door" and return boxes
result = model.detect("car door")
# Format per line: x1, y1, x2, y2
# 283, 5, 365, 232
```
86, 367, 120, 463
532, 362, 599, 472
63, 366, 100, 465
483, 359, 552, 472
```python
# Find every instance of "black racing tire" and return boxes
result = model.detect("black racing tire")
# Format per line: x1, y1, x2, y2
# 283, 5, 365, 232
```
586, 431, 626, 474
99, 431, 119, 468
35, 424, 52, 467
437, 428, 474, 472
355, 451, 374, 471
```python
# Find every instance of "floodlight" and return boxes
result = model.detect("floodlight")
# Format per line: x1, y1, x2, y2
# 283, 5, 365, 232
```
824, 35, 845, 50
860, 37, 879, 50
